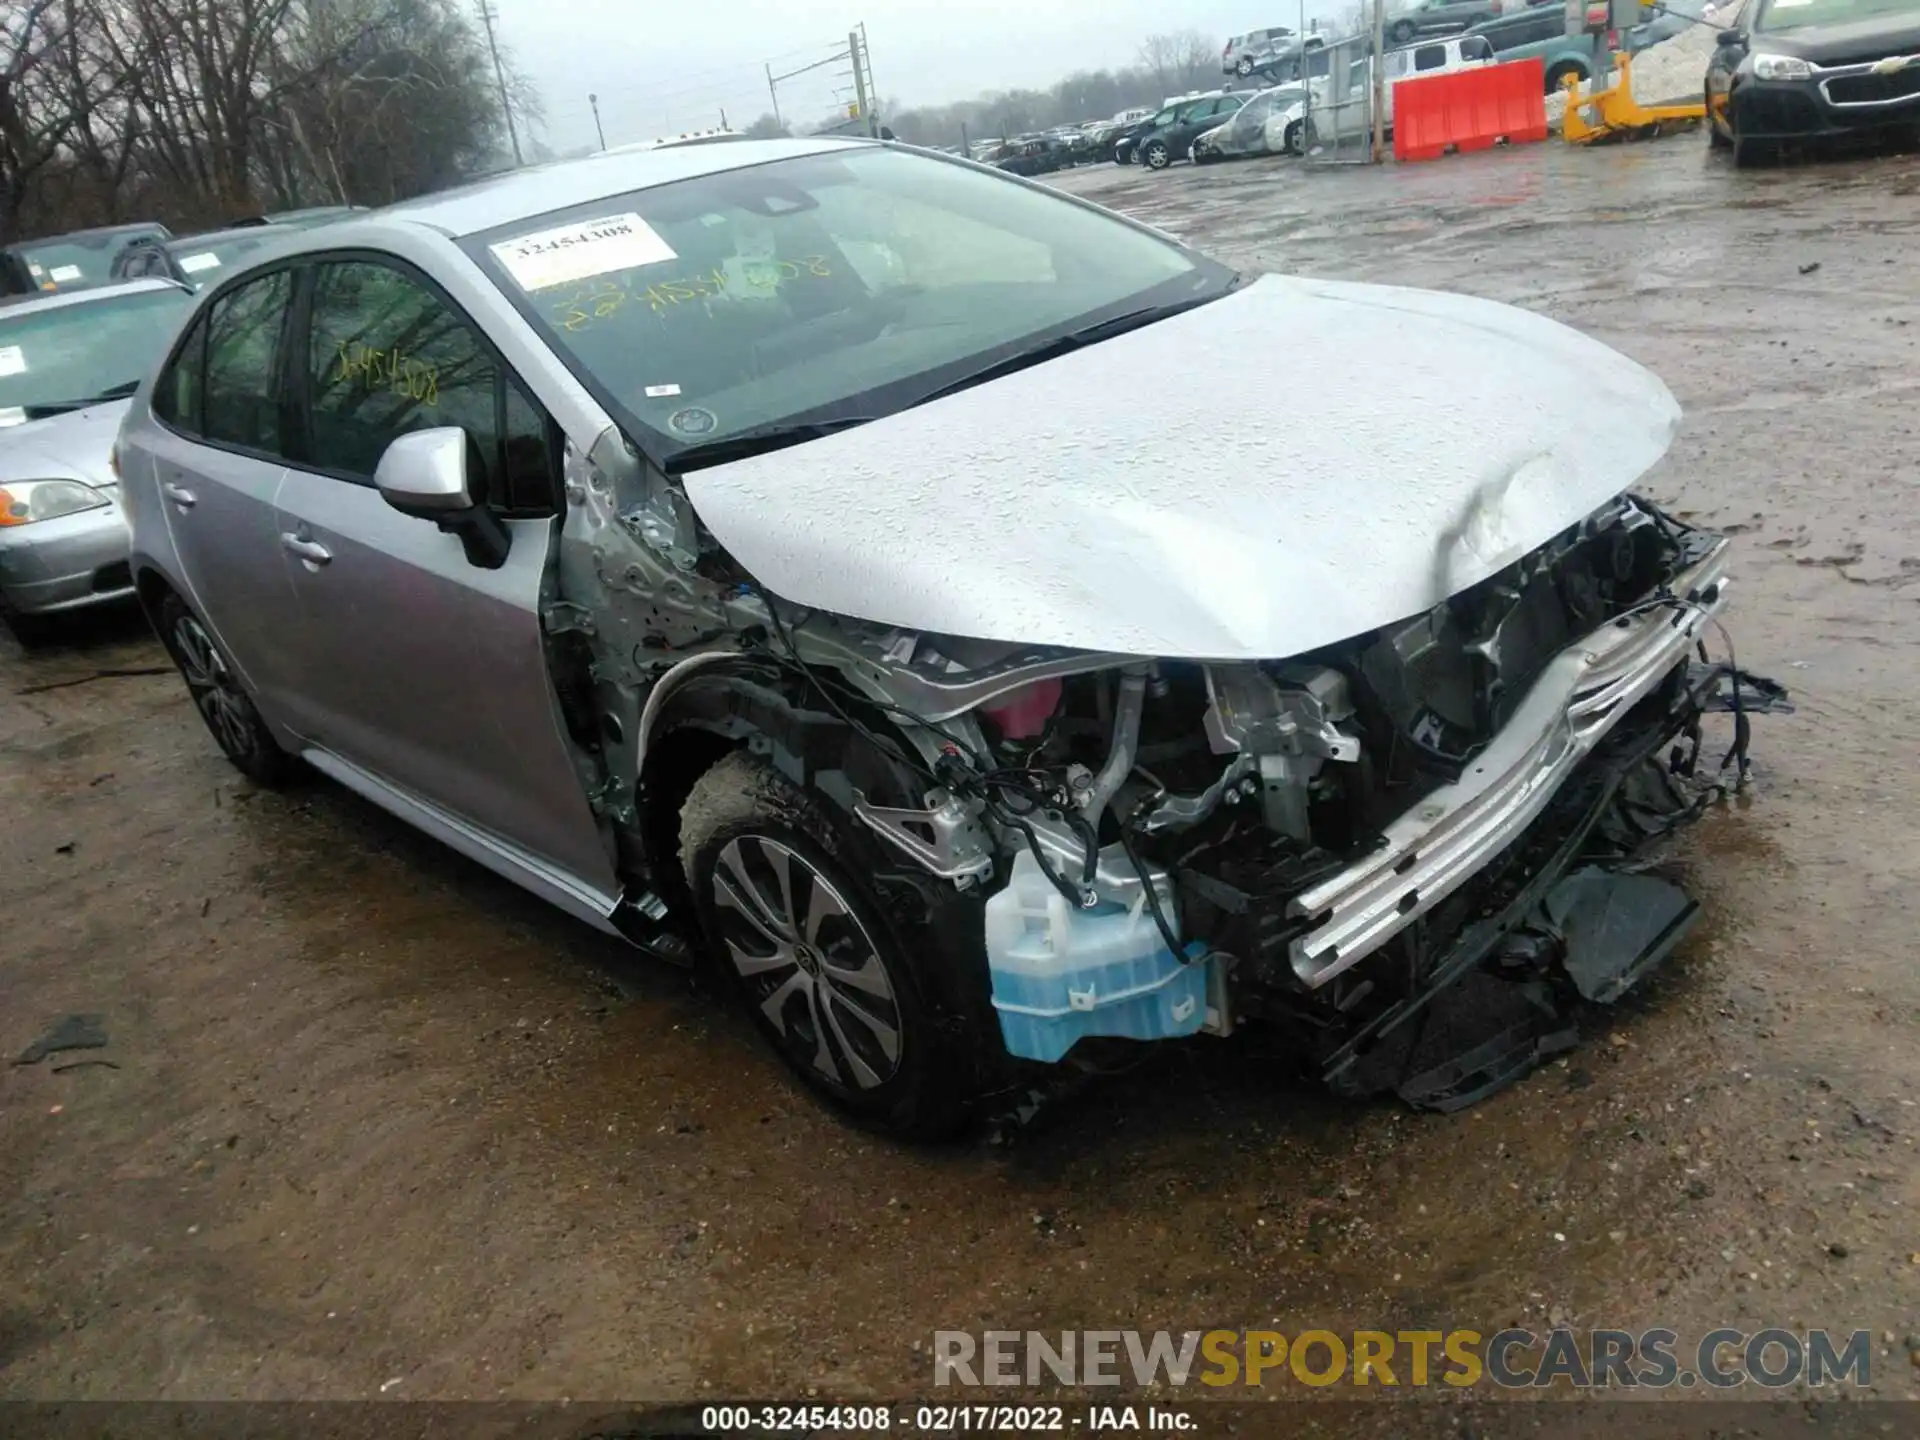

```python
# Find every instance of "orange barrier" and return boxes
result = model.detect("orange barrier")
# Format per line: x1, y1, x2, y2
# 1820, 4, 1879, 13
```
1393, 58, 1549, 162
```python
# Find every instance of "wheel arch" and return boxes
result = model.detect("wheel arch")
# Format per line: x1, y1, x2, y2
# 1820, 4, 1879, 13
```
634, 658, 935, 916
132, 561, 179, 633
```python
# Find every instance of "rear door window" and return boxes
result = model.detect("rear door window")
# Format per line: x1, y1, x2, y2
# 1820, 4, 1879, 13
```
202, 270, 294, 454
154, 316, 207, 433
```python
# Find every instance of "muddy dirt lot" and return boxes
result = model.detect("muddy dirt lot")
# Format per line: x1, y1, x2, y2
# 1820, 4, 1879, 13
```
4, 137, 1919, 1413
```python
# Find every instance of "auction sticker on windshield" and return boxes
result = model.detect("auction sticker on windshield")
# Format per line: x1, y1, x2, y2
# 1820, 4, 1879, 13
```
179, 252, 221, 274
0, 346, 25, 377
490, 214, 678, 292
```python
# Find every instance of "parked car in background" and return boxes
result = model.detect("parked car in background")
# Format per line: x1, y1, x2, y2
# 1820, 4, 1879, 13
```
1389, 0, 1506, 44
0, 278, 196, 641
111, 223, 306, 291
1274, 32, 1494, 148
1250, 35, 1340, 84
1466, 6, 1600, 92
0, 223, 173, 298
991, 136, 1074, 175
1705, 0, 1920, 166
257, 205, 369, 228
1138, 91, 1255, 168
1223, 26, 1318, 75
1191, 84, 1313, 160
1624, 0, 1703, 48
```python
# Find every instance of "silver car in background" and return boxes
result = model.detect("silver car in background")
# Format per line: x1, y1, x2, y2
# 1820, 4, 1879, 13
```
0, 279, 197, 641
116, 137, 1770, 1138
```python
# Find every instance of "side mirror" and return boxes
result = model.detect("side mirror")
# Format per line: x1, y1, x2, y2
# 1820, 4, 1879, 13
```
1716, 28, 1746, 47
374, 426, 511, 570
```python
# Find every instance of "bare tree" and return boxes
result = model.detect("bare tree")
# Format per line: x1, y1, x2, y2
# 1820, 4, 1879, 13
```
1137, 29, 1217, 100
0, 1, 81, 231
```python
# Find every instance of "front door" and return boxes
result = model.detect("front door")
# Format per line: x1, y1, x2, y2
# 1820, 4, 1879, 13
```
271, 255, 618, 901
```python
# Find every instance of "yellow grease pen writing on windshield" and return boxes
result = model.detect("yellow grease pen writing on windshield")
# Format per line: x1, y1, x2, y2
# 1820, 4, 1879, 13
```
549, 256, 834, 331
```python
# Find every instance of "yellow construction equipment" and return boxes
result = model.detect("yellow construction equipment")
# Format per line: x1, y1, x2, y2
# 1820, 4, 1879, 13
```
1560, 52, 1705, 144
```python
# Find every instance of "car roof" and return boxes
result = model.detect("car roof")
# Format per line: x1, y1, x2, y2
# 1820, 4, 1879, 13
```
0, 277, 188, 316
3, 221, 168, 255
359, 136, 871, 241
167, 222, 303, 249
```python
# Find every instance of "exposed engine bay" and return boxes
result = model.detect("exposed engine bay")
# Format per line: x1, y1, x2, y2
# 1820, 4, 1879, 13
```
558, 445, 1786, 1112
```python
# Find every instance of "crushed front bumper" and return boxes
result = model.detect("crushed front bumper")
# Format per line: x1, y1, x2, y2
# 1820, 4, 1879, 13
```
1291, 539, 1732, 988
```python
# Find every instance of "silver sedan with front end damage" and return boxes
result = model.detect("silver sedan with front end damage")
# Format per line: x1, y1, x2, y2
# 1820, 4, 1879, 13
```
0, 279, 197, 642
115, 137, 1782, 1137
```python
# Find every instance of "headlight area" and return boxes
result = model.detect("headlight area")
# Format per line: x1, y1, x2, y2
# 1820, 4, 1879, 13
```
0, 478, 111, 527
834, 496, 1788, 1113
1752, 53, 1815, 82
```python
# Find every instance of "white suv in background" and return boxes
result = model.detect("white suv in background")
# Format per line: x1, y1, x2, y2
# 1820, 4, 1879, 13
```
1222, 27, 1327, 78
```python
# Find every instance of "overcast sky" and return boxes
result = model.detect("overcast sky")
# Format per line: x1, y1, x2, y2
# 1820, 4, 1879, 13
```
491, 0, 1340, 154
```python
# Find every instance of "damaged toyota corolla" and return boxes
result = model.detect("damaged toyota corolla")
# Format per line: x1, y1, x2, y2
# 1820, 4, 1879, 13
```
117, 137, 1784, 1137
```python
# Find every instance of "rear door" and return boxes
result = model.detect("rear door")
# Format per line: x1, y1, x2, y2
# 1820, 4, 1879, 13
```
143, 268, 308, 720
271, 253, 617, 899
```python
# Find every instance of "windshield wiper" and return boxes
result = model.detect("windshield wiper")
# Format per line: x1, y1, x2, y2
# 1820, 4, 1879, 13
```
21, 380, 141, 420
908, 291, 1228, 409
664, 416, 879, 474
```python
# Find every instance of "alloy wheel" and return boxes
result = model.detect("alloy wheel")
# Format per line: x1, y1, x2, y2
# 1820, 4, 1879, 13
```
171, 613, 257, 762
710, 835, 903, 1091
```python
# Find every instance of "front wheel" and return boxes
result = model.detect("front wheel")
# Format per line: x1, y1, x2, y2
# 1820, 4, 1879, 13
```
680, 751, 985, 1138
1143, 138, 1171, 169
156, 591, 295, 786
1284, 119, 1312, 156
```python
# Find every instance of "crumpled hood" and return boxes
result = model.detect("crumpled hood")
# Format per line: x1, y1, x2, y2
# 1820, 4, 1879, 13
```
0, 399, 129, 488
682, 273, 1681, 660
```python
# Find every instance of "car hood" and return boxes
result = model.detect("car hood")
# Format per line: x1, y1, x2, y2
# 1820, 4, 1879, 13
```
0, 398, 128, 487
1752, 12, 1920, 65
681, 274, 1681, 661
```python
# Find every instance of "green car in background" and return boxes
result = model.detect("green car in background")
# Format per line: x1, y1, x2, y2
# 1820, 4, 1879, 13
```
1465, 6, 1604, 92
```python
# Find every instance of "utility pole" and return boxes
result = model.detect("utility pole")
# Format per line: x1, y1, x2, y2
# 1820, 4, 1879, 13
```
477, 0, 523, 167
589, 92, 606, 150
766, 63, 783, 132
850, 28, 875, 138
1369, 0, 1386, 164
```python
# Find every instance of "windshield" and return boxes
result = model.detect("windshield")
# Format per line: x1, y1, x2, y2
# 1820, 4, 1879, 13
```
1755, 0, 1920, 28
19, 228, 167, 291
469, 146, 1227, 461
0, 288, 195, 419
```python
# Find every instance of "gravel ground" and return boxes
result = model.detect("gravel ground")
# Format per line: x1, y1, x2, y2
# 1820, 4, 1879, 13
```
4, 134, 1919, 1419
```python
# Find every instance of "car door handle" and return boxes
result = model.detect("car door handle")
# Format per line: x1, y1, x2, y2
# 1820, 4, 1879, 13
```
162, 482, 196, 509
280, 534, 332, 566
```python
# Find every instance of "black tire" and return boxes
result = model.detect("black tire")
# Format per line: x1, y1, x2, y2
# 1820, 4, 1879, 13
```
1284, 119, 1309, 157
1143, 138, 1171, 169
1545, 62, 1584, 96
1390, 18, 1416, 43
1236, 56, 1255, 76
155, 591, 295, 786
680, 751, 989, 1139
